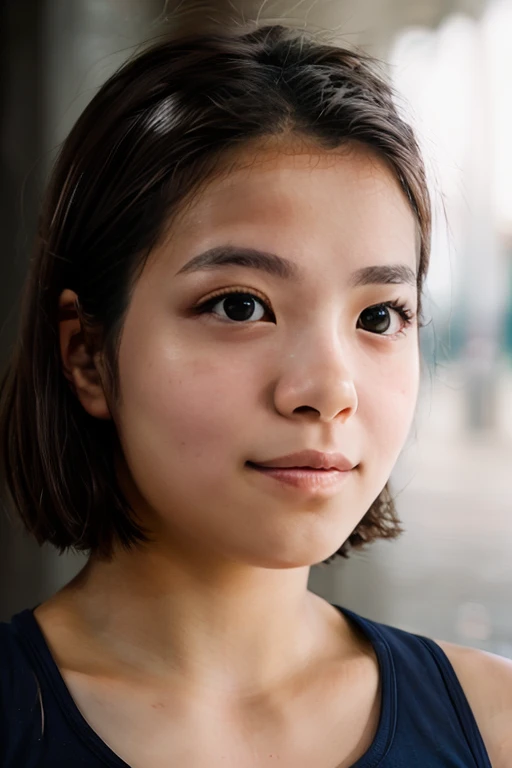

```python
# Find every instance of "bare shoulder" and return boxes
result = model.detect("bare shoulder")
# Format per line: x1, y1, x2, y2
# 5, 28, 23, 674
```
435, 638, 512, 767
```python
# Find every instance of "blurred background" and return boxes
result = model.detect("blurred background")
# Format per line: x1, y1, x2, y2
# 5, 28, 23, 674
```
1, 0, 511, 655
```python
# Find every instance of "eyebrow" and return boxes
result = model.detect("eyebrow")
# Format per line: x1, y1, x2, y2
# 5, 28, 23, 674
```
175, 245, 417, 287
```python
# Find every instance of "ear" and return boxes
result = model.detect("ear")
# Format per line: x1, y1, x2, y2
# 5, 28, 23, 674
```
58, 289, 111, 420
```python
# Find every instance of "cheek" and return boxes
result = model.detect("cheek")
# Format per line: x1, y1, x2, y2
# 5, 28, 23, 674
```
358, 344, 419, 453
116, 335, 256, 477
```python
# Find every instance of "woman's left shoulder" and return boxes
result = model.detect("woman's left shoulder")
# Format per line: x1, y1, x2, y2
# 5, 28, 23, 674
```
435, 638, 512, 767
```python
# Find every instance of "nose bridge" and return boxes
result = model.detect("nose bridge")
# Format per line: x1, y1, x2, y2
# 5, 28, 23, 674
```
293, 314, 353, 374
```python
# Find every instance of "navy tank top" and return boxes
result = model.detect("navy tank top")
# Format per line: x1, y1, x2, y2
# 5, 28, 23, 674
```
0, 603, 492, 767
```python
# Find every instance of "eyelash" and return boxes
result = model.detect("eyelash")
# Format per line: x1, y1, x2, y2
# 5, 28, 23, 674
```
373, 299, 416, 335
194, 288, 416, 337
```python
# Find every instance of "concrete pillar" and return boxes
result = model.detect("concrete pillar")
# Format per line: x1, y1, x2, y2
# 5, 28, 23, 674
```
0, 0, 47, 621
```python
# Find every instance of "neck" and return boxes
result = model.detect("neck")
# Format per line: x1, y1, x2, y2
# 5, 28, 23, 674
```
52, 542, 346, 699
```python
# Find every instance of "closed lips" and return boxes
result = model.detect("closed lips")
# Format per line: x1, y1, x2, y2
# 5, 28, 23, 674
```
247, 450, 355, 472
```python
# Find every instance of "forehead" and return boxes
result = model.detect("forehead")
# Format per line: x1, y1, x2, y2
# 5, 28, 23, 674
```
164, 137, 418, 270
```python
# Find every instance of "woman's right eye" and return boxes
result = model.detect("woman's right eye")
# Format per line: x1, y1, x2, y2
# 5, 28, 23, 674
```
196, 291, 275, 323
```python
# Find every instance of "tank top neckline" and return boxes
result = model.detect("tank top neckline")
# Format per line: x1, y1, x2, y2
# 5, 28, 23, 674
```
11, 602, 396, 768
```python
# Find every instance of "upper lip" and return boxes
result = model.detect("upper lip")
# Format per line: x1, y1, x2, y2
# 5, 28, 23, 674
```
250, 450, 356, 471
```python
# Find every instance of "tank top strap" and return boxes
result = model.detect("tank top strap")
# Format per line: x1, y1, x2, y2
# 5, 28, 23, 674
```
335, 604, 492, 768
416, 634, 493, 767
5, 609, 129, 767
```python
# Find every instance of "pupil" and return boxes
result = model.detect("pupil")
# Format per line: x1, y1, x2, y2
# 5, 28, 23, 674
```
224, 294, 255, 321
361, 306, 390, 333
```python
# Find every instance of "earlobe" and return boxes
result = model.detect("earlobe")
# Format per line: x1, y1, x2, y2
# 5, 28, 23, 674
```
58, 289, 111, 420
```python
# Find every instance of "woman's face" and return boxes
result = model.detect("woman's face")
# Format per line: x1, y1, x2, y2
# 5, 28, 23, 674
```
113, 140, 420, 567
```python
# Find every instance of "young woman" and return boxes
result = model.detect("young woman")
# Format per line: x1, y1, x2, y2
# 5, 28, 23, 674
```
0, 23, 510, 768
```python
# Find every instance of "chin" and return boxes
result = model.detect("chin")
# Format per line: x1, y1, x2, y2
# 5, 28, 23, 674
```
232, 536, 345, 570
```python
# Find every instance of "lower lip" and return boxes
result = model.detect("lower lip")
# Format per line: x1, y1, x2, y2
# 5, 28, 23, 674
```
247, 464, 353, 494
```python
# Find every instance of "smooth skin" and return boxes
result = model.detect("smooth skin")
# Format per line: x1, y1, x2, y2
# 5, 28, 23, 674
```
36, 138, 512, 767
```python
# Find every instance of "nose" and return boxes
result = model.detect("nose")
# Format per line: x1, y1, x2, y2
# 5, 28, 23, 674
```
272, 335, 358, 424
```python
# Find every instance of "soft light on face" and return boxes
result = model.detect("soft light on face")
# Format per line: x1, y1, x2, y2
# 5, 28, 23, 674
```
113, 140, 420, 568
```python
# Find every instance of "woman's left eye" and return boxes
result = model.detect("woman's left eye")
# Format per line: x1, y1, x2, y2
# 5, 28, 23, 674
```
357, 301, 414, 336
196, 291, 275, 323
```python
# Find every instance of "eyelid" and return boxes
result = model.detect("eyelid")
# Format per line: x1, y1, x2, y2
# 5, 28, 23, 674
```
193, 285, 272, 310
376, 299, 416, 319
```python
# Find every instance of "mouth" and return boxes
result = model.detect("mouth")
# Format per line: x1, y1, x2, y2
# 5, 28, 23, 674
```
245, 461, 354, 494
247, 462, 339, 471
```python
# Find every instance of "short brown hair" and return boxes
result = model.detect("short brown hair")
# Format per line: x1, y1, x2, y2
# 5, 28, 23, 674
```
0, 25, 431, 560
